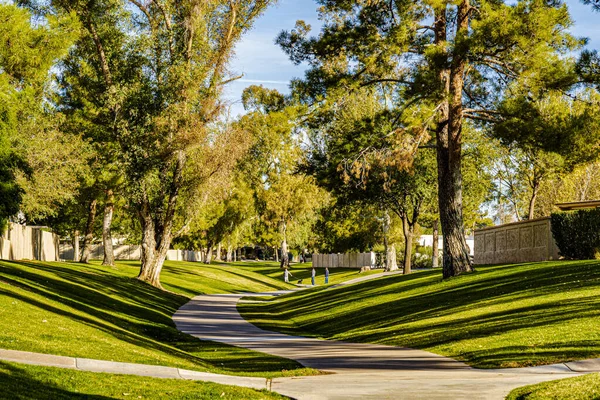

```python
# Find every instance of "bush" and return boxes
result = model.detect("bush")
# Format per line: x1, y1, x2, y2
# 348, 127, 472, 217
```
551, 209, 600, 260
412, 245, 433, 268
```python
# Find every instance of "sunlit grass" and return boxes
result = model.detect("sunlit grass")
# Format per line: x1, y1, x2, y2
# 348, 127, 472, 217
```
0, 259, 316, 377
239, 261, 600, 368
0, 361, 285, 400
506, 373, 600, 399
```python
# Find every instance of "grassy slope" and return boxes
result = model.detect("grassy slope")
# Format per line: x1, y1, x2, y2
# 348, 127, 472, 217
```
0, 361, 284, 400
0, 259, 315, 377
506, 373, 600, 400
239, 261, 600, 368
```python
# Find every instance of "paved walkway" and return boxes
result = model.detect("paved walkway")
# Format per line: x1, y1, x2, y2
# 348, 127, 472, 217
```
173, 278, 600, 399
0, 348, 269, 390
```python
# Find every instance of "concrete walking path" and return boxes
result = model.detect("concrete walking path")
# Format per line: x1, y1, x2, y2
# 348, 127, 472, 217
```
0, 348, 270, 390
173, 277, 600, 399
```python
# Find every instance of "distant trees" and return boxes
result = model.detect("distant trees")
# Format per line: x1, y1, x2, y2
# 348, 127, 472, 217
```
240, 85, 327, 268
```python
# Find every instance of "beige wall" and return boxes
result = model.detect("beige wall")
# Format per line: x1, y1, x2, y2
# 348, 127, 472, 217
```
474, 217, 560, 265
0, 223, 60, 262
59, 244, 204, 262
312, 252, 376, 269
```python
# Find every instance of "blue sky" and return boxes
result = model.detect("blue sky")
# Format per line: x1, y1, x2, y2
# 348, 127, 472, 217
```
226, 0, 600, 116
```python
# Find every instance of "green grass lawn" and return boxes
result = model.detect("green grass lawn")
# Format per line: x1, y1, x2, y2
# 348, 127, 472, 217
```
0, 259, 317, 377
506, 373, 600, 400
239, 260, 600, 368
0, 361, 285, 400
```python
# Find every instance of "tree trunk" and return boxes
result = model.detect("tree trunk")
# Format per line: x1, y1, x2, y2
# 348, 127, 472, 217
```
387, 243, 398, 271
528, 181, 540, 220
72, 230, 80, 262
226, 244, 233, 262
383, 211, 398, 271
435, 3, 473, 279
401, 214, 413, 275
280, 221, 289, 268
137, 216, 168, 289
137, 152, 185, 289
233, 248, 237, 262
432, 219, 439, 268
215, 242, 221, 262
102, 189, 115, 266
80, 199, 98, 263
204, 242, 213, 264
275, 246, 279, 262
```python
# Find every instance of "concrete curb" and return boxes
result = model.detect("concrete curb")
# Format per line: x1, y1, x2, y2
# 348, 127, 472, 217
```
0, 348, 269, 391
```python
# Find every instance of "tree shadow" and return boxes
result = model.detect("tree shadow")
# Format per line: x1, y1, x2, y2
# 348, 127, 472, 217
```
0, 361, 113, 400
240, 261, 600, 367
0, 260, 306, 375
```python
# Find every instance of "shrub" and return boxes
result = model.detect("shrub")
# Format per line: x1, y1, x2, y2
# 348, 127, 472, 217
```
551, 209, 600, 260
412, 245, 433, 268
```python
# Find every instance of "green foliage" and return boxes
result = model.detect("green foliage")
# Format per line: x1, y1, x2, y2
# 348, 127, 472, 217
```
551, 209, 600, 260
0, 3, 78, 228
313, 203, 384, 253
412, 246, 434, 269
493, 90, 600, 169
239, 86, 328, 255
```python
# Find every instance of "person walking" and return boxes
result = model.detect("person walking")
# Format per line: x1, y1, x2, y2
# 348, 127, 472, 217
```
325, 267, 329, 284
311, 267, 316, 286
284, 268, 294, 283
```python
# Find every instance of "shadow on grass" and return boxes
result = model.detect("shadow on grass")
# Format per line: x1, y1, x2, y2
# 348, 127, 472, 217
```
0, 361, 111, 400
240, 261, 600, 367
0, 260, 305, 375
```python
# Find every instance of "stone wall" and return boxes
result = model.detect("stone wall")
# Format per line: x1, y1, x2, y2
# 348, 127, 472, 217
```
474, 217, 560, 265
0, 223, 60, 262
312, 252, 376, 269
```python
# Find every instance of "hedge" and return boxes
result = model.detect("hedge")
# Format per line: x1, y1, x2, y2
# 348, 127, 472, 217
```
551, 208, 600, 260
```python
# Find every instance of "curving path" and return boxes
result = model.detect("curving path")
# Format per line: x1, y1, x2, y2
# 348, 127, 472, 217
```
173, 274, 600, 400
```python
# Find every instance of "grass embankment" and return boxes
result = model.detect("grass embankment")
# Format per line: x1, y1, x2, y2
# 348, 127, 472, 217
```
506, 373, 600, 400
0, 259, 316, 377
239, 260, 600, 368
0, 361, 284, 400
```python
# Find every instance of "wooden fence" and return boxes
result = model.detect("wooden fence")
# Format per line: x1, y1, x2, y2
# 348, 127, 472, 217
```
0, 223, 60, 262
312, 252, 377, 269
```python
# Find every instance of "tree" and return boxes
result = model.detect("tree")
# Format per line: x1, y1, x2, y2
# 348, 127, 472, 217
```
260, 173, 327, 268
24, 1, 270, 287
302, 87, 438, 274
491, 89, 600, 220
277, 0, 582, 278
240, 85, 328, 267
0, 4, 79, 231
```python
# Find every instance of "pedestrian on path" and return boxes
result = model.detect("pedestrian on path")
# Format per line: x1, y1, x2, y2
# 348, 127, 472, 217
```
325, 267, 329, 284
284, 268, 295, 283
311, 267, 316, 286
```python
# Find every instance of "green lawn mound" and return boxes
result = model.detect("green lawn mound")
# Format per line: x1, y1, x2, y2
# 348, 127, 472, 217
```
506, 373, 600, 400
0, 361, 286, 400
239, 260, 600, 368
0, 259, 319, 378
